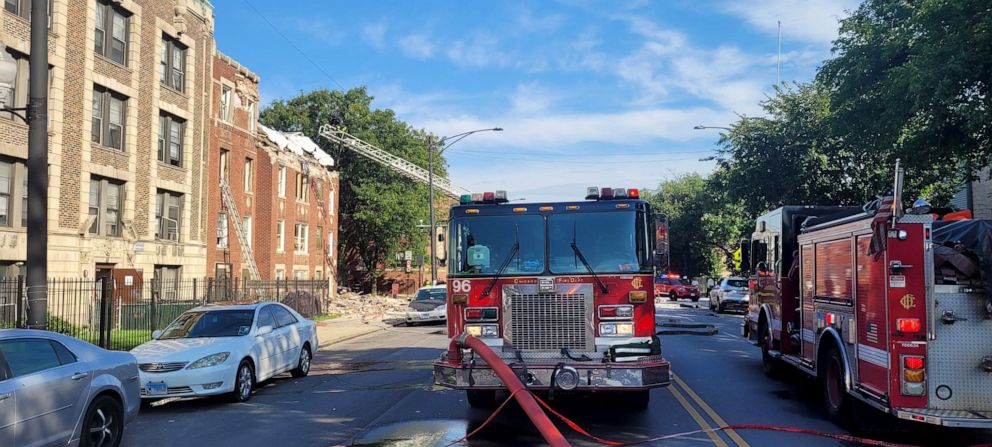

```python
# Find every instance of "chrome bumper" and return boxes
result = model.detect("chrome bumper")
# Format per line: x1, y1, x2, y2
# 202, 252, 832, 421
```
894, 408, 992, 428
433, 356, 671, 390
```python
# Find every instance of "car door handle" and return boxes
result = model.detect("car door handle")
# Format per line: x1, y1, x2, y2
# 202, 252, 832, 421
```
0, 393, 10, 402
71, 372, 88, 381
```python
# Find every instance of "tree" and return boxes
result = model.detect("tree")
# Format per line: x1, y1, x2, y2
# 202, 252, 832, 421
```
260, 87, 445, 293
819, 0, 992, 200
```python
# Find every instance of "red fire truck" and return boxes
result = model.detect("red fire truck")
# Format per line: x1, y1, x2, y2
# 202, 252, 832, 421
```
742, 200, 992, 428
433, 188, 671, 409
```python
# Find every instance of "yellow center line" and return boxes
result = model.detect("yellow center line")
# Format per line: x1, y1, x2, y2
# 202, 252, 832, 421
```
668, 385, 729, 447
674, 374, 750, 447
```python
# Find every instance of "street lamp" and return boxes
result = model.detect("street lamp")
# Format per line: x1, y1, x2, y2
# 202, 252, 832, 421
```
0, 1, 50, 329
426, 127, 502, 285
693, 125, 733, 131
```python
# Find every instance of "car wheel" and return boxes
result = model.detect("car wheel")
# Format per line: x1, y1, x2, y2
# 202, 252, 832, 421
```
691, 296, 699, 302
291, 345, 312, 378
80, 395, 123, 447
228, 360, 255, 403
466, 389, 496, 408
668, 291, 677, 301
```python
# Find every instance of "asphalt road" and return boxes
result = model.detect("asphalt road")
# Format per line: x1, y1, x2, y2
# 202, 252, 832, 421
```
123, 301, 992, 447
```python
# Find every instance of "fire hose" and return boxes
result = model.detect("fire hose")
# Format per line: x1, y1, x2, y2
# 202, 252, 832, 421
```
447, 335, 991, 447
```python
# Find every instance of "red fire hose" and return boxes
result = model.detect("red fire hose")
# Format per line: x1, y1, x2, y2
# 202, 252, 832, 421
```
451, 334, 571, 447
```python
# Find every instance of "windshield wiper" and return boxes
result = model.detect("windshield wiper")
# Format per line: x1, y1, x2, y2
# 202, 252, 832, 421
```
571, 223, 608, 294
483, 225, 520, 296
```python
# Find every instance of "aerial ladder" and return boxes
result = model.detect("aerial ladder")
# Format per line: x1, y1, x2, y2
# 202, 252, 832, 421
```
220, 180, 261, 281
317, 125, 470, 199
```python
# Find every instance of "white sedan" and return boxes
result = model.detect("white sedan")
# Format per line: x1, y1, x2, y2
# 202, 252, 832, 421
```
130, 302, 317, 403
405, 286, 447, 325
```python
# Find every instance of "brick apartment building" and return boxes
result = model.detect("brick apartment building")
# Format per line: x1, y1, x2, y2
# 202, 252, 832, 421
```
205, 51, 339, 286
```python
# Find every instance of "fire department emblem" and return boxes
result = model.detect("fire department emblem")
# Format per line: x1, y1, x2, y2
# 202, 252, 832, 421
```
631, 277, 643, 289
900, 294, 917, 310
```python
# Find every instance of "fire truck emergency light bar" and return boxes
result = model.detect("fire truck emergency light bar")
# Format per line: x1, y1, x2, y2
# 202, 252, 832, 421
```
585, 186, 640, 200
460, 191, 509, 205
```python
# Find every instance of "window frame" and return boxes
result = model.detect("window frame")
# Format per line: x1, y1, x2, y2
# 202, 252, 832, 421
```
216, 212, 228, 247
157, 112, 184, 167
88, 176, 124, 237
159, 34, 186, 92
0, 338, 65, 379
294, 222, 308, 254
0, 48, 27, 121
91, 85, 127, 151
276, 219, 285, 252
277, 165, 286, 198
219, 149, 229, 183
94, 0, 129, 65
295, 172, 309, 202
155, 189, 182, 242
220, 85, 232, 122
243, 157, 254, 193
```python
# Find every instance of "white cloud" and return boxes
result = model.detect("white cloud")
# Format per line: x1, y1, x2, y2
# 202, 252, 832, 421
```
294, 18, 345, 45
722, 0, 861, 44
398, 33, 436, 59
514, 10, 565, 34
361, 22, 387, 49
445, 32, 511, 68
509, 83, 557, 115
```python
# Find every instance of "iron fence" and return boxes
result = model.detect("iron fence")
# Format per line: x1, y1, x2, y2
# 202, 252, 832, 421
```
0, 277, 330, 351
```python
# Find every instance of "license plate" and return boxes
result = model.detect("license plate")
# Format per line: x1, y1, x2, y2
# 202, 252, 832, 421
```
146, 382, 167, 396
420, 312, 430, 318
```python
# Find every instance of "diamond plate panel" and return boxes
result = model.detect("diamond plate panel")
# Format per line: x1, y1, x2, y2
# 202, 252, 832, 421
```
929, 290, 992, 411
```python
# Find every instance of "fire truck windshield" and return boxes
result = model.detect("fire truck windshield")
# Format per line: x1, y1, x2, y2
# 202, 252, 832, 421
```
549, 212, 648, 274
451, 214, 545, 275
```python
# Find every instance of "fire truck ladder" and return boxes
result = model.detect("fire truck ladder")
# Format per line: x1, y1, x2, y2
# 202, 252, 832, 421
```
220, 180, 261, 280
317, 125, 470, 199
300, 159, 332, 268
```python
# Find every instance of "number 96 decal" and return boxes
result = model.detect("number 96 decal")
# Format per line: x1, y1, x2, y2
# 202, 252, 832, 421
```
451, 280, 472, 293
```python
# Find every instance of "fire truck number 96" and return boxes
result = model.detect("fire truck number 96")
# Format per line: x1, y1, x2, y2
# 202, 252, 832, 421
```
452, 280, 472, 293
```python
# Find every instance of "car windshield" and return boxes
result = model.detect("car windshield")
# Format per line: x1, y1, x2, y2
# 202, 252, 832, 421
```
158, 310, 255, 339
415, 288, 446, 300
549, 211, 648, 274
666, 278, 683, 285
451, 214, 545, 275
726, 279, 748, 288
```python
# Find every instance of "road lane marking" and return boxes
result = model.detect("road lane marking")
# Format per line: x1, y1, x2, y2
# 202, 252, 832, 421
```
673, 374, 750, 447
668, 385, 729, 447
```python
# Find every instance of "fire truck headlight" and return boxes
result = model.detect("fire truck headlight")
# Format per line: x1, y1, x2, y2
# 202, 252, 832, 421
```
599, 322, 634, 337
465, 324, 499, 338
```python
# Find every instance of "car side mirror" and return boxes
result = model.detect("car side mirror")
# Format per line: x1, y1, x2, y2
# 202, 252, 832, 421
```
256, 325, 273, 336
151, 330, 162, 340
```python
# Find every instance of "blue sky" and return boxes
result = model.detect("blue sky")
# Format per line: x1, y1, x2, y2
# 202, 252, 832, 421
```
213, 0, 861, 202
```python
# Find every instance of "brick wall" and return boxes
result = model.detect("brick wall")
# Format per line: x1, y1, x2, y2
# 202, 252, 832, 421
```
972, 168, 992, 220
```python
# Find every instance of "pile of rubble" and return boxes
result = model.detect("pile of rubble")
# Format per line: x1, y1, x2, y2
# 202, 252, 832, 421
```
326, 292, 411, 322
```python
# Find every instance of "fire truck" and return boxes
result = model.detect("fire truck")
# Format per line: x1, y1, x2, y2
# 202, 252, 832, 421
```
742, 195, 992, 427
433, 188, 671, 409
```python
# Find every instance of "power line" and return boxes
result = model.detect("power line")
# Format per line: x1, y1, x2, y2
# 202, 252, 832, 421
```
453, 148, 718, 158
240, 0, 345, 90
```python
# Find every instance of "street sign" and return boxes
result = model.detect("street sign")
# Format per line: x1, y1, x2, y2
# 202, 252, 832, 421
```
404, 250, 413, 260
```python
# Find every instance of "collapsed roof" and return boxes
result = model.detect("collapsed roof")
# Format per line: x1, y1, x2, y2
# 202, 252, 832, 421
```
258, 124, 335, 168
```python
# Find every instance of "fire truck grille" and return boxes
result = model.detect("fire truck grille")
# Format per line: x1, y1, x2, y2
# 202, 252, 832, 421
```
506, 293, 593, 351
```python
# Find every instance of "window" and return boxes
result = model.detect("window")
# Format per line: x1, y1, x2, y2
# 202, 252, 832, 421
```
155, 190, 182, 242
276, 220, 285, 252
277, 165, 286, 198
154, 265, 181, 300
256, 306, 274, 329
157, 112, 184, 167
243, 216, 252, 249
271, 305, 298, 327
295, 173, 309, 201
20, 172, 26, 227
219, 149, 229, 182
0, 160, 28, 229
327, 233, 334, 258
160, 35, 186, 92
275, 269, 285, 280
246, 100, 256, 132
91, 86, 126, 150
220, 85, 231, 122
244, 157, 253, 192
88, 176, 123, 236
0, 339, 66, 377
315, 270, 322, 280
0, 160, 13, 227
293, 269, 307, 280
316, 225, 323, 249
294, 223, 308, 253
216, 212, 228, 247
0, 48, 27, 120
6, 0, 54, 26
94, 0, 128, 65
328, 189, 335, 221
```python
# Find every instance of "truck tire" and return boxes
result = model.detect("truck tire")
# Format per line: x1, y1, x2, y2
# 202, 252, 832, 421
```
821, 345, 853, 426
758, 320, 783, 378
669, 292, 677, 301
466, 389, 496, 408
622, 390, 650, 411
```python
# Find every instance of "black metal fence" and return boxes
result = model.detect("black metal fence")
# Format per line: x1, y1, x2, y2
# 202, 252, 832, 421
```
0, 277, 330, 351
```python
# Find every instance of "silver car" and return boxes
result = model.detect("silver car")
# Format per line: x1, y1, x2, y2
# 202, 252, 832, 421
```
709, 276, 750, 313
0, 329, 140, 447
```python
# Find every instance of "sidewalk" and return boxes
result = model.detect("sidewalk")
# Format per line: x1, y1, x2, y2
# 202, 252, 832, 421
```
315, 315, 391, 348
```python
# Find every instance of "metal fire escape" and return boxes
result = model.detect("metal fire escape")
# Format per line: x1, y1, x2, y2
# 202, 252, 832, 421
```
220, 180, 261, 280
317, 125, 470, 199
300, 159, 332, 269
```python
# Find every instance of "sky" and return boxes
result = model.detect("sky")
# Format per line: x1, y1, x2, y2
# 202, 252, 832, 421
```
213, 0, 862, 203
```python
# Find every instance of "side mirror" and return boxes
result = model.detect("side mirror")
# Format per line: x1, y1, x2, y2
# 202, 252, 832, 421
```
256, 325, 273, 336
437, 234, 445, 242
151, 330, 162, 340
738, 239, 751, 273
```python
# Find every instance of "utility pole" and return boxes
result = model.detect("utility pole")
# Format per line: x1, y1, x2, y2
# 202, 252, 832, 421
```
25, 0, 49, 330
776, 20, 782, 85
426, 136, 438, 285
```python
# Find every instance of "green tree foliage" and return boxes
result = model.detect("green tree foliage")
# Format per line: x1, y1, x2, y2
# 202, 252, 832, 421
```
819, 0, 992, 199
260, 87, 444, 292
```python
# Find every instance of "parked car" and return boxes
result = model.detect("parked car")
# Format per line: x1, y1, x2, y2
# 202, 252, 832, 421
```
0, 328, 140, 447
655, 275, 700, 302
406, 286, 447, 325
130, 302, 317, 404
709, 276, 750, 313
